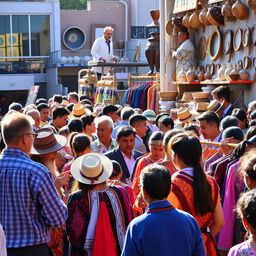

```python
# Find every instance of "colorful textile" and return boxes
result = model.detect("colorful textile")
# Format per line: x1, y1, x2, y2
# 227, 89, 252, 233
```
228, 240, 256, 256
91, 138, 118, 154
0, 148, 67, 248
121, 200, 206, 256
157, 160, 176, 176
66, 186, 133, 256
168, 170, 219, 256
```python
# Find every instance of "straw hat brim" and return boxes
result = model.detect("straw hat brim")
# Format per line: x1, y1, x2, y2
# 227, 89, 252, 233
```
30, 134, 67, 155
175, 111, 199, 125
70, 153, 113, 185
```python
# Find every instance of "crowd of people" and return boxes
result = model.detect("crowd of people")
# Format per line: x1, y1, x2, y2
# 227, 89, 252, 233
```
0, 86, 256, 256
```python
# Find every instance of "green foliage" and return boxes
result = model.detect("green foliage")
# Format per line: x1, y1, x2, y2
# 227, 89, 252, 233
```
60, 0, 87, 10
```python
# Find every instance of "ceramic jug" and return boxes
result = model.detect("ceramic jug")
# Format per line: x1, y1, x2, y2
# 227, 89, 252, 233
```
218, 64, 227, 81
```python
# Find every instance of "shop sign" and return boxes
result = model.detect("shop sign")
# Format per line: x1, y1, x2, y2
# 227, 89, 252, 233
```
173, 0, 198, 14
131, 26, 160, 39
0, 75, 34, 91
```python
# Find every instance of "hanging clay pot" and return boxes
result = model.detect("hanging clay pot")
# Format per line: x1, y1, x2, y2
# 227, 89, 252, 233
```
247, 0, 256, 11
221, 0, 236, 22
182, 13, 190, 28
189, 10, 202, 29
199, 7, 211, 26
207, 7, 225, 26
232, 0, 249, 20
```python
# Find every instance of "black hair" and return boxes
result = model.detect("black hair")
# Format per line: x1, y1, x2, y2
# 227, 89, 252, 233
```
81, 99, 93, 106
197, 111, 220, 127
232, 108, 248, 128
68, 92, 79, 102
59, 125, 69, 136
37, 103, 49, 112
62, 96, 68, 101
103, 105, 118, 116
35, 98, 47, 105
67, 103, 74, 113
141, 164, 171, 200
8, 102, 23, 111
129, 114, 147, 127
83, 104, 93, 113
81, 114, 96, 129
155, 113, 169, 127
250, 110, 256, 121
222, 126, 244, 141
148, 131, 164, 145
236, 189, 256, 229
249, 120, 256, 127
110, 160, 122, 179
68, 119, 84, 133
212, 86, 231, 102
79, 95, 91, 102
69, 133, 91, 156
158, 116, 174, 129
169, 133, 213, 215
121, 108, 135, 121
184, 124, 200, 137
163, 128, 184, 148
116, 126, 136, 140
245, 126, 256, 140
53, 94, 63, 104
52, 107, 70, 120
220, 116, 239, 131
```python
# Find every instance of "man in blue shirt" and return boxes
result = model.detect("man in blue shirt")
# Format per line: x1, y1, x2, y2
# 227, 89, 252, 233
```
121, 164, 206, 256
0, 112, 67, 256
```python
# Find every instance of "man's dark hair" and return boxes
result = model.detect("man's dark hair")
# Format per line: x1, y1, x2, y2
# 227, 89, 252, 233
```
81, 114, 96, 129
249, 120, 256, 127
81, 99, 93, 106
83, 104, 93, 113
59, 125, 69, 136
121, 108, 135, 121
163, 129, 184, 148
129, 114, 147, 127
220, 116, 239, 131
250, 110, 256, 121
68, 92, 79, 102
158, 116, 174, 129
196, 111, 220, 127
212, 86, 231, 102
110, 160, 122, 179
35, 98, 47, 105
8, 102, 23, 112
37, 103, 49, 112
52, 107, 70, 120
62, 96, 68, 101
116, 126, 136, 140
53, 94, 63, 104
184, 124, 200, 137
103, 105, 118, 116
67, 103, 74, 113
232, 108, 248, 126
155, 113, 169, 127
68, 119, 84, 133
79, 95, 91, 102
141, 164, 171, 200
222, 126, 244, 141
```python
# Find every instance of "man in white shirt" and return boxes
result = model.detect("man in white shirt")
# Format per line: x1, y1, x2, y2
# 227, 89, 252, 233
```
91, 26, 118, 78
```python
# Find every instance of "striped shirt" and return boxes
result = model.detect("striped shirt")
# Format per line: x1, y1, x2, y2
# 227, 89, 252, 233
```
0, 148, 67, 248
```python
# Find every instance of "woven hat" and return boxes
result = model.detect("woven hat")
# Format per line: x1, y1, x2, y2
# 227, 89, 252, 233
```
207, 99, 223, 112
175, 108, 199, 125
180, 92, 193, 102
192, 92, 210, 102
71, 104, 91, 118
195, 102, 209, 114
143, 109, 156, 121
31, 128, 67, 155
61, 100, 69, 107
71, 153, 113, 185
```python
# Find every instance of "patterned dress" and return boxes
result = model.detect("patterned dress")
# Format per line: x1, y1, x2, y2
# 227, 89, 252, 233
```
228, 241, 256, 256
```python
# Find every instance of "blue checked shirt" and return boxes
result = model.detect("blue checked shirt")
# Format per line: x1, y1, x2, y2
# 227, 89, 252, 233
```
0, 148, 67, 248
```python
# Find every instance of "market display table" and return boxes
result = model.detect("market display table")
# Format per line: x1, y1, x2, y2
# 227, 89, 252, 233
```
88, 62, 149, 74
170, 80, 253, 108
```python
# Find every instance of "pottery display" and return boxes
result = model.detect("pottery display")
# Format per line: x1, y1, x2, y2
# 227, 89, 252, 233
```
186, 68, 196, 82
218, 64, 227, 81
232, 0, 249, 20
239, 69, 250, 80
204, 71, 212, 80
148, 9, 160, 26
199, 7, 211, 26
222, 0, 236, 21
172, 16, 187, 32
233, 28, 243, 51
178, 69, 188, 82
247, 0, 256, 10
197, 70, 204, 81
189, 11, 202, 29
182, 13, 190, 28
225, 63, 234, 81
207, 7, 225, 26
229, 64, 240, 80
207, 28, 222, 62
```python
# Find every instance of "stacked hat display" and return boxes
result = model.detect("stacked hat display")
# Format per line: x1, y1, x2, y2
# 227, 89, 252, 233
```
192, 92, 210, 114
159, 91, 178, 112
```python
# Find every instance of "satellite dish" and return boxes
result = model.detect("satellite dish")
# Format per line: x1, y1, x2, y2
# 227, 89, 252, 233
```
63, 26, 86, 50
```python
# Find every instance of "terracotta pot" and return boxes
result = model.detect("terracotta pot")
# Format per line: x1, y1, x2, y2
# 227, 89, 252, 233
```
221, 0, 236, 21
197, 70, 205, 81
229, 64, 240, 80
182, 13, 190, 28
247, 0, 256, 10
207, 7, 224, 26
204, 71, 212, 80
199, 7, 211, 26
186, 68, 196, 82
225, 63, 234, 81
232, 0, 249, 20
189, 11, 202, 29
178, 69, 188, 82
239, 69, 250, 80
148, 9, 160, 26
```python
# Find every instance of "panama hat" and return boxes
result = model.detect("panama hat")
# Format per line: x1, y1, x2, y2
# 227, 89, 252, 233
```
195, 102, 209, 114
192, 92, 210, 102
70, 153, 113, 185
207, 99, 223, 112
71, 104, 91, 118
143, 109, 156, 121
61, 99, 69, 107
175, 108, 199, 125
31, 128, 67, 155
180, 92, 193, 102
